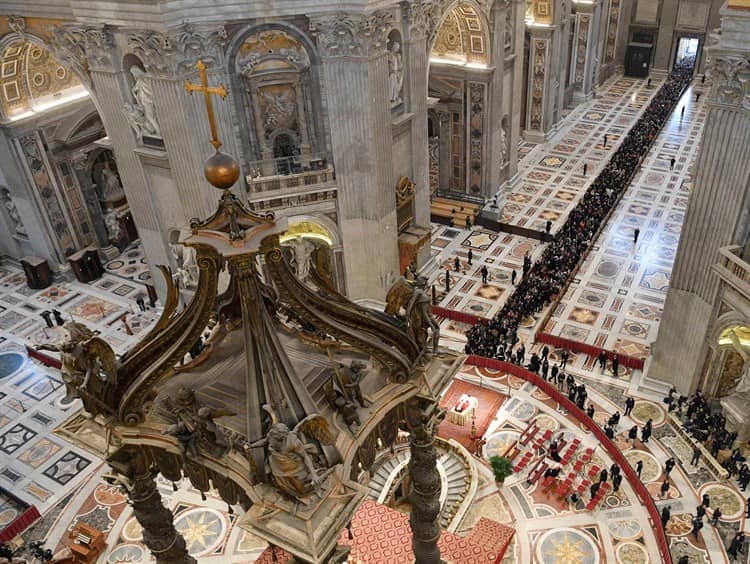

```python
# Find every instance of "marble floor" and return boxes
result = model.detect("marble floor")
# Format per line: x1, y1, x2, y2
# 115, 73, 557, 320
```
0, 258, 160, 518
544, 82, 708, 367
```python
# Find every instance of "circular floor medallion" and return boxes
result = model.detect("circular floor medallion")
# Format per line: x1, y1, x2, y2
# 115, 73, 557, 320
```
699, 483, 744, 520
608, 519, 642, 541
107, 543, 145, 564
174, 507, 227, 557
623, 450, 661, 483
536, 527, 599, 564
0, 507, 18, 528
629, 400, 665, 427
0, 351, 25, 379
616, 541, 649, 564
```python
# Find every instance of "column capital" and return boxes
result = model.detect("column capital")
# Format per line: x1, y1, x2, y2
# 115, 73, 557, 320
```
124, 24, 228, 78
48, 23, 116, 73
310, 11, 394, 59
705, 49, 750, 111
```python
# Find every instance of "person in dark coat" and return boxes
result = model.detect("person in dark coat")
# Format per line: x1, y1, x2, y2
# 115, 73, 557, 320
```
635, 459, 644, 478
628, 425, 638, 446
702, 493, 710, 508
711, 507, 722, 526
660, 479, 670, 499
599, 468, 608, 483
661, 505, 671, 527
612, 473, 622, 493
664, 457, 675, 476
624, 396, 635, 416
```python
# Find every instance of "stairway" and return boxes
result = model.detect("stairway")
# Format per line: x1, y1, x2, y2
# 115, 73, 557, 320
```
368, 444, 472, 530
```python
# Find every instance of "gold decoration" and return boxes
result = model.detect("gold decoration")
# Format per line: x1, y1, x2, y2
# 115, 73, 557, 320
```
184, 60, 227, 151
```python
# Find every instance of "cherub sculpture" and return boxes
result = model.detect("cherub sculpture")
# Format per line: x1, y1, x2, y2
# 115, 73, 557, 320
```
36, 321, 118, 415
385, 276, 440, 354
247, 405, 335, 501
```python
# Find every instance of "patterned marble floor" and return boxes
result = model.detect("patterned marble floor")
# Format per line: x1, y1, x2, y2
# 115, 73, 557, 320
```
0, 255, 159, 514
544, 82, 708, 366
499, 76, 665, 233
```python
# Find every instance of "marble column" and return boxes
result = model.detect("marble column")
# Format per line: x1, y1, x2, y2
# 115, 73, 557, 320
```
645, 5, 750, 395
571, 1, 601, 103
70, 152, 116, 257
312, 13, 399, 301
404, 13, 432, 268
486, 2, 508, 196
437, 111, 452, 191
503, 0, 527, 191
524, 26, 555, 142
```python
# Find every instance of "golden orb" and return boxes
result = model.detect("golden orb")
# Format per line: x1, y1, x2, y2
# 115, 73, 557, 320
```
204, 150, 240, 190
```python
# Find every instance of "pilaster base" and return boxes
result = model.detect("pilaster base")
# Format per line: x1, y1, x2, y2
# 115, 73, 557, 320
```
98, 245, 121, 261
572, 90, 594, 105
721, 395, 750, 442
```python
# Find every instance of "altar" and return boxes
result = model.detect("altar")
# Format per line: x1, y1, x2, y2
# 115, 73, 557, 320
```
447, 394, 478, 426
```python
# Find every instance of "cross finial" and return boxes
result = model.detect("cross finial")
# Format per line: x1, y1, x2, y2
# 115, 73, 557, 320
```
184, 60, 227, 150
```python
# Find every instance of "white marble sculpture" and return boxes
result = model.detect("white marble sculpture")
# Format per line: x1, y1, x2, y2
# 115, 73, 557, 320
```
171, 243, 199, 288
0, 189, 26, 237
388, 41, 404, 106
288, 237, 315, 282
130, 66, 160, 136
100, 166, 124, 202
104, 208, 122, 241
499, 123, 508, 169
123, 102, 155, 140
728, 329, 750, 395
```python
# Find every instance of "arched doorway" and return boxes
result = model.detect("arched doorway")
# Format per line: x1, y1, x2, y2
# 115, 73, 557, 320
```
427, 2, 490, 196
280, 218, 341, 291
715, 325, 750, 398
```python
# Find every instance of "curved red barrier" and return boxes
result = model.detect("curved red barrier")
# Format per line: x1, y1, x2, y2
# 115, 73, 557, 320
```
0, 505, 40, 543
465, 355, 672, 564
535, 332, 645, 370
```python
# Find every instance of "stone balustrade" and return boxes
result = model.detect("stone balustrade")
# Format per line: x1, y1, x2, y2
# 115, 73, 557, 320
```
714, 246, 750, 298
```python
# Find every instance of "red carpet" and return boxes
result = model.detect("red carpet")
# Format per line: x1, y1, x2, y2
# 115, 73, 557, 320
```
255, 500, 514, 563
438, 380, 507, 450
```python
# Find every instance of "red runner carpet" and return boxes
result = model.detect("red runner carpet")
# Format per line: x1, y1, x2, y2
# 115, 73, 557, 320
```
437, 380, 506, 450
255, 499, 514, 563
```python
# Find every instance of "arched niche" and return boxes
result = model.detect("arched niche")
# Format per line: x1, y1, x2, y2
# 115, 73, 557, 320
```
230, 26, 325, 169
279, 217, 342, 291
713, 324, 750, 397
0, 35, 88, 121
429, 2, 491, 67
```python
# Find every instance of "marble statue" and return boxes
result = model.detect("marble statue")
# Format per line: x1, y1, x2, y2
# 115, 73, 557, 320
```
130, 66, 160, 136
288, 237, 315, 282
727, 329, 750, 395
171, 243, 199, 288
123, 102, 155, 139
36, 321, 119, 415
104, 208, 122, 241
100, 165, 123, 201
247, 406, 335, 501
0, 188, 26, 237
499, 123, 508, 168
388, 41, 404, 106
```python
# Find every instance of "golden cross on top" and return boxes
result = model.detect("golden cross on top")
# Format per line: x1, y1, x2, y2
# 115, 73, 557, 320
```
184, 60, 227, 150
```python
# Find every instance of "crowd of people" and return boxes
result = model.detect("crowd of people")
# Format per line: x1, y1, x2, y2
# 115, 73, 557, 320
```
465, 68, 692, 356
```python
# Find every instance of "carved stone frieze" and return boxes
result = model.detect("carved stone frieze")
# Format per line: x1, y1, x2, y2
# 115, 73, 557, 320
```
310, 11, 394, 58
706, 52, 750, 110
125, 25, 228, 77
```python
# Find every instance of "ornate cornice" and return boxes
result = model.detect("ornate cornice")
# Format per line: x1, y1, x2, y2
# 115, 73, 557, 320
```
310, 11, 394, 58
47, 24, 116, 85
125, 25, 228, 77
706, 50, 750, 111
8, 15, 26, 37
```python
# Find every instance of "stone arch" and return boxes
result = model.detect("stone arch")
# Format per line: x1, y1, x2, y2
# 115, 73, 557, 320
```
281, 214, 341, 247
708, 314, 750, 398
428, 0, 493, 67
0, 32, 90, 121
226, 22, 328, 172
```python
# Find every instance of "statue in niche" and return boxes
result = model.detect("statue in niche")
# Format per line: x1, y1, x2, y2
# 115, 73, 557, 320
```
159, 386, 235, 462
123, 102, 155, 141
286, 237, 315, 282
100, 165, 124, 202
0, 188, 26, 237
259, 88, 297, 139
499, 120, 508, 168
246, 405, 336, 501
129, 66, 160, 136
727, 329, 750, 395
388, 40, 404, 106
170, 242, 199, 288
35, 321, 119, 415
104, 208, 122, 242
